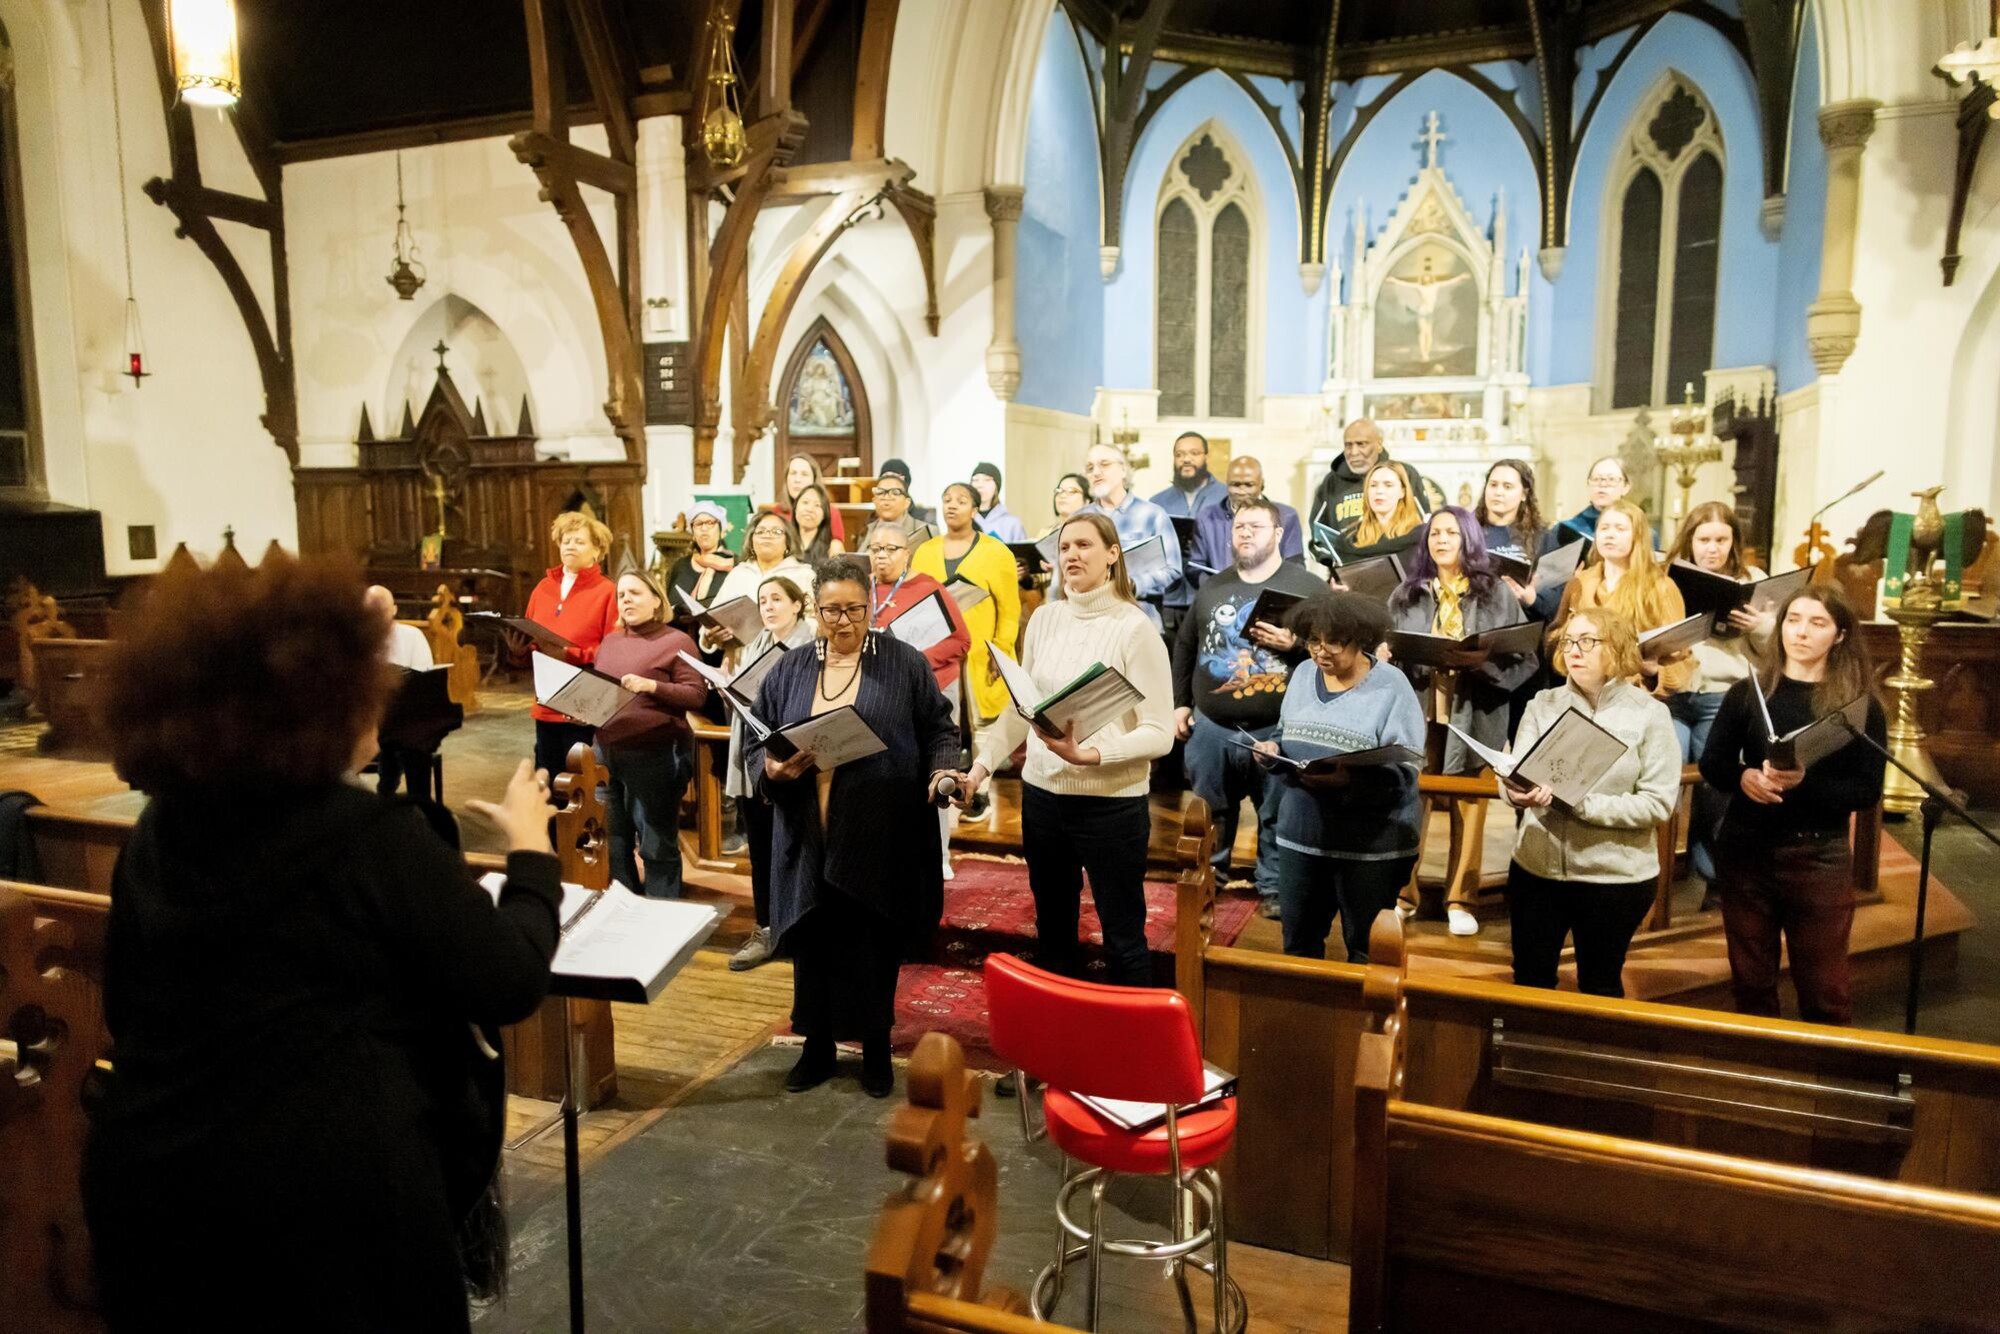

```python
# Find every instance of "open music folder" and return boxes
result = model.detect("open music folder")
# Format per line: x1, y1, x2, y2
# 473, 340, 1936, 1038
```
1449, 707, 1629, 807
1638, 612, 1713, 661
884, 590, 957, 652
674, 587, 765, 644
1532, 536, 1590, 597
1327, 552, 1404, 600
468, 612, 574, 655
531, 652, 639, 728
1668, 562, 1813, 631
479, 875, 723, 1004
988, 640, 1144, 742
1228, 734, 1424, 775
678, 642, 788, 714
735, 700, 888, 770
1755, 688, 1871, 771
1386, 620, 1544, 668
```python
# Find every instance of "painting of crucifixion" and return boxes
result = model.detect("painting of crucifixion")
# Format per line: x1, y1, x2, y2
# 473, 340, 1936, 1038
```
1373, 240, 1478, 378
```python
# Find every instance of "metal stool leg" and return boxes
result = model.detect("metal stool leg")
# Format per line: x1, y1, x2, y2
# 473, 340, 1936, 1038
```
1048, 1154, 1072, 1312
1208, 1168, 1232, 1334
1171, 1172, 1198, 1330
1086, 1174, 1107, 1332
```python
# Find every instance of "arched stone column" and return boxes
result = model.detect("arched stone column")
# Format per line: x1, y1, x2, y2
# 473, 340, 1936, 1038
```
983, 185, 1025, 399
1805, 99, 1879, 375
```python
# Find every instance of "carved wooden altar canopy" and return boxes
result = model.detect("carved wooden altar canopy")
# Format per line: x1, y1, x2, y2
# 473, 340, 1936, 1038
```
293, 355, 643, 613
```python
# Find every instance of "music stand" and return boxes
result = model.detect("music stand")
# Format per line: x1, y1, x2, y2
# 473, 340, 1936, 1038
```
1836, 716, 2000, 1033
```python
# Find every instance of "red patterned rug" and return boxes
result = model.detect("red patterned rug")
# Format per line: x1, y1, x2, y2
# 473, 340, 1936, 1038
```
776, 854, 1260, 1071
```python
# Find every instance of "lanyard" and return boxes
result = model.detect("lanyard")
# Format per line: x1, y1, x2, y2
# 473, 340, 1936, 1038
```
872, 571, 908, 623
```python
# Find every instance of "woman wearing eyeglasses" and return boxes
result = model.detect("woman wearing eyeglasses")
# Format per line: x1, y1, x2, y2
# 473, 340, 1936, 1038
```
1254, 592, 1428, 963
959, 512, 1174, 987
1543, 455, 1632, 550
1500, 608, 1680, 998
750, 556, 961, 1097
703, 510, 817, 666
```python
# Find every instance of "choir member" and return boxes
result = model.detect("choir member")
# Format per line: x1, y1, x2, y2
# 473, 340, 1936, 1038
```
870, 467, 936, 546
1475, 458, 1549, 592
1080, 442, 1184, 631
970, 461, 1030, 542
666, 500, 736, 626
1255, 592, 1427, 963
753, 556, 960, 1097
1307, 417, 1434, 560
726, 575, 818, 971
1501, 608, 1680, 998
1172, 498, 1320, 914
1047, 472, 1090, 529
1387, 507, 1538, 935
1663, 501, 1774, 884
913, 482, 1024, 727
595, 571, 708, 899
871, 517, 973, 878
703, 509, 817, 664
961, 512, 1175, 985
781, 453, 847, 544
85, 552, 560, 1332
1699, 587, 1886, 1025
1549, 499, 1693, 696
1189, 454, 1305, 570
1328, 459, 1425, 565
1543, 454, 1633, 550
791, 482, 845, 562
1149, 430, 1229, 516
520, 509, 621, 781
365, 583, 436, 799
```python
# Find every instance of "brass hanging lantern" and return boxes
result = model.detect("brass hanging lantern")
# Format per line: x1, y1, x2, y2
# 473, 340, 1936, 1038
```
702, 20, 747, 168
166, 0, 241, 109
386, 153, 427, 301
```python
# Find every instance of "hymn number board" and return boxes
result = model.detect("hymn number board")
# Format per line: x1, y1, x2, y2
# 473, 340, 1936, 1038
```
644, 341, 694, 426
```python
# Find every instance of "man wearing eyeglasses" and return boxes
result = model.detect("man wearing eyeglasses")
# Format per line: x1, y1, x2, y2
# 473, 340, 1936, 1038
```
871, 468, 935, 546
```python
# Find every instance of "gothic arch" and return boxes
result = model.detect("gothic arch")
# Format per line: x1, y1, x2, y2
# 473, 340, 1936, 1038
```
1595, 70, 1728, 411
774, 316, 872, 496
1153, 119, 1264, 419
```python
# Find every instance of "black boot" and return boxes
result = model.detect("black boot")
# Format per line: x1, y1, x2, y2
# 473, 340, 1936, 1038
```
860, 1037, 895, 1099
785, 1037, 836, 1093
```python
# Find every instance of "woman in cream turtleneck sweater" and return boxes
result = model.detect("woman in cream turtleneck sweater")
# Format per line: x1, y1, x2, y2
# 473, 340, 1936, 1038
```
963, 512, 1174, 985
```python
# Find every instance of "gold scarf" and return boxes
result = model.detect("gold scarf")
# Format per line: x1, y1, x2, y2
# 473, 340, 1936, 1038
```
1432, 574, 1469, 640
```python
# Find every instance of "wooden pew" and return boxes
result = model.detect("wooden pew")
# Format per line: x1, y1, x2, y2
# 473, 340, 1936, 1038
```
27, 638, 112, 752
406, 583, 481, 714
1347, 914, 2000, 1334
0, 883, 104, 1332
12, 746, 619, 1107
1170, 818, 2000, 1262
865, 1031, 1068, 1334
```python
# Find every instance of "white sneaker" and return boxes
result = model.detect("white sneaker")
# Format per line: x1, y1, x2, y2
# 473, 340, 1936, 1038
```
1395, 900, 1416, 921
1447, 906, 1479, 936
941, 858, 956, 881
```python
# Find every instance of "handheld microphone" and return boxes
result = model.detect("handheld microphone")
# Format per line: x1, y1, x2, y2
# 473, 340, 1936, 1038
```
931, 774, 960, 809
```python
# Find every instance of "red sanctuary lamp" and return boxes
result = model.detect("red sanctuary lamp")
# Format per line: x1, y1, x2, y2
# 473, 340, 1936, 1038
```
124, 299, 150, 386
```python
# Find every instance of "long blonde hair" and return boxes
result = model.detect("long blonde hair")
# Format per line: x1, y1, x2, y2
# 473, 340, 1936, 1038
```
1585, 499, 1678, 628
1353, 461, 1422, 546
1051, 512, 1137, 604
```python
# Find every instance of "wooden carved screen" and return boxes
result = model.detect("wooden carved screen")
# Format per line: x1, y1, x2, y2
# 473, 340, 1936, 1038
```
774, 317, 872, 496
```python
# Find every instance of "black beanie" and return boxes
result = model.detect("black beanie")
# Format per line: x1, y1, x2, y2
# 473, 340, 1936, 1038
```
971, 461, 1002, 489
880, 458, 913, 484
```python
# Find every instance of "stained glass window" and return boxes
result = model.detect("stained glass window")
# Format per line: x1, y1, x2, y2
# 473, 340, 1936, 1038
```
1154, 129, 1254, 420
1156, 198, 1199, 418
1667, 152, 1722, 404
1612, 169, 1662, 411
1208, 203, 1249, 419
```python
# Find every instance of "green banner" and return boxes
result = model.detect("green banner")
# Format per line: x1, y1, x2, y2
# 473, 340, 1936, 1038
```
1883, 509, 1965, 608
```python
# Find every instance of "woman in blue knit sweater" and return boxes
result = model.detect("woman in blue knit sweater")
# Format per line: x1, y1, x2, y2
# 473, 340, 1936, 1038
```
1255, 592, 1428, 963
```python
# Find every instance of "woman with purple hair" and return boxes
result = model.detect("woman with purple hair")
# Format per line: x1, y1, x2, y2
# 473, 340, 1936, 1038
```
1386, 506, 1541, 935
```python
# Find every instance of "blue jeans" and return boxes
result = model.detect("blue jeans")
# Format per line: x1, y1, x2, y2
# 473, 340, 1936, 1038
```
1277, 846, 1416, 964
1667, 690, 1726, 882
1183, 713, 1282, 897
604, 740, 692, 899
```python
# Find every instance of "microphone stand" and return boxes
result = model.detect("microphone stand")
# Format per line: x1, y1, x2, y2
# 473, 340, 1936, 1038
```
1834, 716, 2000, 1033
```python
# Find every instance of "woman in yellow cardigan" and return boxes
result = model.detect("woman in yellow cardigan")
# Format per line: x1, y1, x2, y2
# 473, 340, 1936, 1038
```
1548, 498, 1694, 696
914, 482, 1024, 724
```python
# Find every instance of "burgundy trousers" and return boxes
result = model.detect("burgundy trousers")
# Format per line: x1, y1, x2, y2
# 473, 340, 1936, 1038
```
1714, 830, 1856, 1026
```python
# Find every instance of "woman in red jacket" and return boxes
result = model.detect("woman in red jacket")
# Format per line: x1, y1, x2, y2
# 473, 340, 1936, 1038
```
521, 510, 621, 780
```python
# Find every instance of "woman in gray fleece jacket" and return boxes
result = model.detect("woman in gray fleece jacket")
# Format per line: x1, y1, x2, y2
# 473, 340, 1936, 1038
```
1500, 606, 1679, 998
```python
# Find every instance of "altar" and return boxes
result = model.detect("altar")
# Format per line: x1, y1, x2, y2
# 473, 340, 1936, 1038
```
1317, 114, 1533, 513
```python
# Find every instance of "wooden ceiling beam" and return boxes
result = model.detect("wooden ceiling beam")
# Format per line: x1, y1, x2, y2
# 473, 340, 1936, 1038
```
563, 0, 640, 163
1523, 0, 1578, 274
851, 0, 900, 161
1096, 0, 1177, 272
136, 0, 296, 464
523, 0, 570, 139
791, 0, 836, 80
1300, 0, 1343, 283
515, 133, 638, 195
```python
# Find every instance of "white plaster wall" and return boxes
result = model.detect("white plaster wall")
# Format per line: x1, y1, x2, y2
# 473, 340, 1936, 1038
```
285, 127, 625, 470
6, 0, 292, 573
1003, 400, 1094, 534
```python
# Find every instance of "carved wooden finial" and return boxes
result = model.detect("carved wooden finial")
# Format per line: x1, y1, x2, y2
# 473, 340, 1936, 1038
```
865, 1032, 1015, 1328
553, 744, 611, 890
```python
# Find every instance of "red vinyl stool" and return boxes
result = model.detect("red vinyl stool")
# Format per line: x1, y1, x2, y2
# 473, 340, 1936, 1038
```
984, 952, 1246, 1332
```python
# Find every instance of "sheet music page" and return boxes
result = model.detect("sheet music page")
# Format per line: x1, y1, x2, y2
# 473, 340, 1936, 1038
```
1121, 534, 1172, 586
1513, 708, 1629, 807
943, 579, 990, 611
729, 642, 788, 699
1533, 537, 1588, 594
1074, 1063, 1236, 1131
674, 586, 707, 616
1747, 567, 1812, 614
532, 650, 581, 703
710, 596, 765, 645
677, 650, 734, 693
1446, 724, 1518, 778
776, 705, 887, 769
1638, 612, 1711, 660
886, 593, 954, 652
1043, 667, 1143, 743
550, 668, 636, 728
477, 873, 599, 931
555, 883, 723, 999
987, 641, 1046, 717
